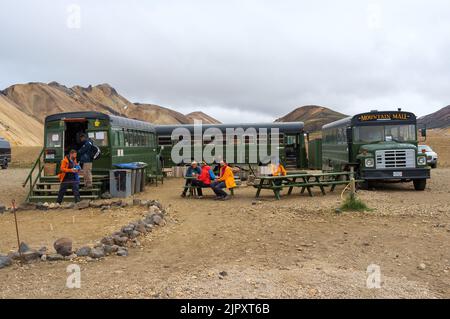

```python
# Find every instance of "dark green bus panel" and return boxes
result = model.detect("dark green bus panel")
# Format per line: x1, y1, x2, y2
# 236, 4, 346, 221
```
155, 122, 307, 170
322, 110, 430, 190
44, 112, 160, 180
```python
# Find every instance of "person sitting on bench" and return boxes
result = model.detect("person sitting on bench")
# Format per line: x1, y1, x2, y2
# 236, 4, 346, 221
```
211, 160, 236, 200
181, 161, 202, 197
269, 158, 287, 176
191, 161, 216, 198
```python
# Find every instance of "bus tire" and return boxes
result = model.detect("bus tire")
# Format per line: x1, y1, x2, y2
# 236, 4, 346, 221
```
413, 179, 426, 191
1, 162, 7, 169
431, 163, 437, 169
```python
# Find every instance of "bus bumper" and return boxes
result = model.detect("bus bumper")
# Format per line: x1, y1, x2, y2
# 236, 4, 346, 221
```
361, 168, 430, 180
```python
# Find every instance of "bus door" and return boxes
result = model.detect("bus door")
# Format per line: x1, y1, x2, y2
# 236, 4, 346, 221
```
284, 134, 298, 168
64, 118, 88, 155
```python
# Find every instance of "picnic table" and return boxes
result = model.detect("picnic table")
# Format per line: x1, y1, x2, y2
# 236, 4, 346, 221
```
182, 176, 235, 197
253, 172, 361, 200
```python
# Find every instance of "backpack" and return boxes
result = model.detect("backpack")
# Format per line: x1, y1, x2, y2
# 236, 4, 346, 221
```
89, 140, 101, 160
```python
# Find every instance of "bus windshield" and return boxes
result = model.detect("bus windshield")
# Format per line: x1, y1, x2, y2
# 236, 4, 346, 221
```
354, 124, 416, 143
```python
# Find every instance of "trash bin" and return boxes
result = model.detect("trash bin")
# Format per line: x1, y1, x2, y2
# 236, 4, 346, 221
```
110, 169, 132, 198
113, 162, 148, 194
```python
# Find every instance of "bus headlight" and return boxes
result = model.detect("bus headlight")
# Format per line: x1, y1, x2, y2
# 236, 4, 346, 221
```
365, 158, 375, 168
417, 156, 426, 165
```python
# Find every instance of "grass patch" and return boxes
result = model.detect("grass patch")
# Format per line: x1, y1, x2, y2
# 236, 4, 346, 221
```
340, 195, 370, 212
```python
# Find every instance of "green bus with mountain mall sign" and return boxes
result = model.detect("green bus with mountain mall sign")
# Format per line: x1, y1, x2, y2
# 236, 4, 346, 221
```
321, 110, 430, 190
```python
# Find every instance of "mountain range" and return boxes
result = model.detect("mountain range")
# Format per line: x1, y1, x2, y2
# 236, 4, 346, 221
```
0, 81, 448, 146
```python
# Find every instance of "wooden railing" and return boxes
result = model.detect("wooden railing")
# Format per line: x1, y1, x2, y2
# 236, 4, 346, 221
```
22, 147, 45, 202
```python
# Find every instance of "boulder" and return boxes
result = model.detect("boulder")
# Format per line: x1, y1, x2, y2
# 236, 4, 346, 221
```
90, 247, 105, 259
0, 204, 6, 214
117, 249, 128, 257
133, 199, 141, 206
89, 201, 103, 208
64, 254, 77, 260
103, 245, 117, 255
76, 200, 91, 210
145, 213, 163, 226
22, 250, 40, 262
76, 246, 91, 257
47, 253, 64, 261
128, 230, 140, 239
18, 202, 37, 211
101, 236, 115, 246
37, 246, 47, 257
19, 242, 31, 253
135, 224, 147, 234
54, 238, 73, 256
100, 205, 111, 211
113, 236, 128, 246
0, 256, 12, 268
148, 205, 161, 215
36, 202, 49, 211
62, 202, 75, 209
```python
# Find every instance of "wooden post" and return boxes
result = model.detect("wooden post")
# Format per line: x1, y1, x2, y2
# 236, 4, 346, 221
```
11, 200, 24, 266
349, 166, 356, 199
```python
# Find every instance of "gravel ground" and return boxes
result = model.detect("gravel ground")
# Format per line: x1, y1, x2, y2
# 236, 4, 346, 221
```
0, 168, 449, 298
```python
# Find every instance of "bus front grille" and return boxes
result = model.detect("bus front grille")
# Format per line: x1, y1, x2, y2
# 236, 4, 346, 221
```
375, 149, 415, 168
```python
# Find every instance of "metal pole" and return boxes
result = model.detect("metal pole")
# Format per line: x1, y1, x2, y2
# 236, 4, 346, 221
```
11, 200, 24, 265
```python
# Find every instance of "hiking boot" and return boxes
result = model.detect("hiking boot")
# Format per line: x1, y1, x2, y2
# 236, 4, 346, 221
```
220, 195, 231, 201
181, 193, 186, 198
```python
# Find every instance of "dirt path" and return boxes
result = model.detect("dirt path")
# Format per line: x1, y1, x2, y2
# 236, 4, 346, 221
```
0, 169, 449, 298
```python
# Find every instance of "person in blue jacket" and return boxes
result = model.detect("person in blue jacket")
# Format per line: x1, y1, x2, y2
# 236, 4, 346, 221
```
181, 161, 202, 197
77, 133, 99, 189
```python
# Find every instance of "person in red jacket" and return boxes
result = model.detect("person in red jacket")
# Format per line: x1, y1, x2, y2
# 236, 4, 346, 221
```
191, 161, 216, 198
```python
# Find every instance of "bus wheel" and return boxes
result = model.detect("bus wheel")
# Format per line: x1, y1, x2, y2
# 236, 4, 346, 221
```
1, 162, 7, 169
413, 179, 426, 191
358, 180, 373, 190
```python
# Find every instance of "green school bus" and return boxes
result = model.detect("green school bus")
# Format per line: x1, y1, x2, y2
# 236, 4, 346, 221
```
44, 111, 161, 178
322, 110, 430, 190
155, 122, 308, 169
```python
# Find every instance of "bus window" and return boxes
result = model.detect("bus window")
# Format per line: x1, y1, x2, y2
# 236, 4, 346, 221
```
88, 131, 108, 146
46, 132, 62, 148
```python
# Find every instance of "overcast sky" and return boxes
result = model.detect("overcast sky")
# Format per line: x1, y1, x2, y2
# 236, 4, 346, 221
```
1, 0, 449, 123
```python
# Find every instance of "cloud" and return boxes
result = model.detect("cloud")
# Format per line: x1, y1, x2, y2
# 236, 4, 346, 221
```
1, 0, 449, 121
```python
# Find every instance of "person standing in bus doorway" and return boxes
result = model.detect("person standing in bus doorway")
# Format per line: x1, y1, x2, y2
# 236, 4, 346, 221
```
57, 149, 81, 204
78, 133, 100, 189
211, 160, 236, 200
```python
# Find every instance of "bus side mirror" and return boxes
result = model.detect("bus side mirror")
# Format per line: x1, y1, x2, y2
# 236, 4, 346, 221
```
346, 127, 353, 143
420, 128, 426, 137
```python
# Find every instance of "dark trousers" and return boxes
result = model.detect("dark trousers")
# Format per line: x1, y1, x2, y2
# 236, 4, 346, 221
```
57, 180, 80, 204
182, 179, 193, 195
211, 181, 228, 198
191, 180, 210, 196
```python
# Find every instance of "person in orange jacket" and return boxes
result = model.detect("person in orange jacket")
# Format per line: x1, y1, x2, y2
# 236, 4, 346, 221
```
211, 160, 236, 200
269, 159, 287, 176
57, 149, 81, 204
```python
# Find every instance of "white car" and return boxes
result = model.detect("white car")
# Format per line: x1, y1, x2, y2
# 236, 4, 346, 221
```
418, 145, 438, 168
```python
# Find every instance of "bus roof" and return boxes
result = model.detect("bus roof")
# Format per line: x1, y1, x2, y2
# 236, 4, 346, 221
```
323, 111, 416, 130
155, 122, 304, 136
45, 111, 156, 132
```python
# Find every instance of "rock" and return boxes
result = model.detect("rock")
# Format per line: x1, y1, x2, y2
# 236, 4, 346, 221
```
8, 251, 21, 260
76, 246, 91, 257
37, 246, 47, 257
18, 202, 37, 211
135, 224, 147, 234
0, 256, 12, 268
128, 230, 140, 239
40, 254, 47, 261
89, 201, 103, 208
103, 245, 116, 255
145, 213, 163, 226
111, 200, 123, 207
90, 247, 105, 259
148, 205, 161, 215
48, 203, 57, 209
101, 236, 115, 246
76, 200, 91, 210
22, 250, 41, 262
133, 199, 141, 206
100, 205, 111, 211
122, 225, 135, 235
117, 249, 128, 257
219, 271, 228, 277
36, 202, 48, 211
150, 200, 163, 210
64, 253, 77, 260
19, 242, 31, 253
101, 192, 112, 199
54, 238, 73, 256
120, 201, 128, 208
418, 263, 426, 270
63, 202, 75, 209
47, 253, 64, 261
0, 204, 6, 214
113, 236, 128, 246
